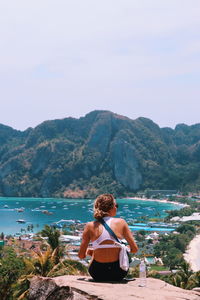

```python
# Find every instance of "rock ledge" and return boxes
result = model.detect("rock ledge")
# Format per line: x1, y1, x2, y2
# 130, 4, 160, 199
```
29, 275, 200, 300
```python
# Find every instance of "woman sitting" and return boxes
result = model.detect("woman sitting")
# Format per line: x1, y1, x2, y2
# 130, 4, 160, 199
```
78, 194, 138, 281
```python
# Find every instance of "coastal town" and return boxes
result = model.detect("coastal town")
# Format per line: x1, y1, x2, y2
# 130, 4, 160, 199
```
1, 191, 199, 283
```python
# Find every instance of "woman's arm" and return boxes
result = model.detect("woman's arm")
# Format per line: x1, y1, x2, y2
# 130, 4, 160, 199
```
78, 223, 91, 259
122, 220, 138, 253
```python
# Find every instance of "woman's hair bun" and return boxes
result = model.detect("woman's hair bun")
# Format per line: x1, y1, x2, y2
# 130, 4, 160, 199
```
93, 194, 115, 220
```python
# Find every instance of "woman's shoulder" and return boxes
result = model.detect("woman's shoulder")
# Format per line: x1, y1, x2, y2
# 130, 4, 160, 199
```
112, 217, 127, 225
85, 218, 127, 228
85, 220, 100, 229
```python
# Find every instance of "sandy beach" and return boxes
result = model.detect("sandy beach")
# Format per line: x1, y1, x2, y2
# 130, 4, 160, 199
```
184, 234, 200, 272
127, 197, 186, 207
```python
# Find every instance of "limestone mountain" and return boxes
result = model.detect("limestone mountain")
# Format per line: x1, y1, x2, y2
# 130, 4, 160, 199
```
0, 111, 200, 198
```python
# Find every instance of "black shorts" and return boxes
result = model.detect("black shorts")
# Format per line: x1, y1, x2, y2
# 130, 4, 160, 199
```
88, 259, 128, 282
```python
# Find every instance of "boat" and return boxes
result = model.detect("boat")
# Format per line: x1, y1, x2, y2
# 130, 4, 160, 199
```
16, 219, 26, 223
16, 208, 24, 212
31, 208, 40, 211
56, 219, 76, 225
42, 210, 53, 215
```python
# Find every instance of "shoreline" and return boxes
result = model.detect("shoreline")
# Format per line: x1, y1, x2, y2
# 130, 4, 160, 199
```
124, 197, 186, 207
184, 234, 200, 272
1, 196, 187, 207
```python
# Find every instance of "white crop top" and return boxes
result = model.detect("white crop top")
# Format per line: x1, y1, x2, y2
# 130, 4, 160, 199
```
90, 216, 130, 271
91, 216, 121, 250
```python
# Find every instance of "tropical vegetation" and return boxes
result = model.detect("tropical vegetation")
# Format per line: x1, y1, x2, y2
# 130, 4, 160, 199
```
0, 110, 200, 198
0, 226, 87, 299
147, 221, 200, 290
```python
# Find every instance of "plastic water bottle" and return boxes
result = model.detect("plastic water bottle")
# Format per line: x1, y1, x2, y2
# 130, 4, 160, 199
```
139, 260, 146, 287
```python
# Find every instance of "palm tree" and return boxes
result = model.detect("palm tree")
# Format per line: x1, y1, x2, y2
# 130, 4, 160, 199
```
172, 261, 193, 289
13, 224, 87, 299
13, 247, 87, 299
47, 259, 88, 277
186, 271, 200, 290
41, 225, 60, 251
12, 274, 33, 300
12, 247, 55, 300
40, 225, 63, 264
12, 247, 59, 299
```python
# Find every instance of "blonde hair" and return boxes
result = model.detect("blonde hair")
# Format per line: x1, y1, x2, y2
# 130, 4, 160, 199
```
93, 194, 115, 220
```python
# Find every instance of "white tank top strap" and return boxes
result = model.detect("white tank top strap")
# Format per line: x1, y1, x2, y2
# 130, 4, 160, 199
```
104, 216, 112, 226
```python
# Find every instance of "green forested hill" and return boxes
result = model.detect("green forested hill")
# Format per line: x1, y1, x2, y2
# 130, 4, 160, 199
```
0, 111, 200, 198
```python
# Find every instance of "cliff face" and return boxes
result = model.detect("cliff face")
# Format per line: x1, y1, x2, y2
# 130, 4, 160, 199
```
111, 135, 142, 190
0, 110, 200, 198
28, 275, 200, 300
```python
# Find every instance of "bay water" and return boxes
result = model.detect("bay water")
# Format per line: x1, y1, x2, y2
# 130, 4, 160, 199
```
0, 197, 181, 235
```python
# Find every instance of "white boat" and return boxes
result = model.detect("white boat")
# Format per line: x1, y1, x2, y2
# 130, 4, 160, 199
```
16, 208, 24, 212
31, 208, 40, 211
16, 219, 26, 223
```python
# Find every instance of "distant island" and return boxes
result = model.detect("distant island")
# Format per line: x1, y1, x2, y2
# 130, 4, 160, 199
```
0, 110, 200, 198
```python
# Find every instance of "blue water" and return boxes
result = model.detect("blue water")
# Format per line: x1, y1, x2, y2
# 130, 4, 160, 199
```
0, 197, 182, 235
129, 226, 174, 232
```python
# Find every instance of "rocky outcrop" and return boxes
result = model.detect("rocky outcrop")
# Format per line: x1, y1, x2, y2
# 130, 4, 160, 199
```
28, 275, 200, 300
29, 276, 91, 300
111, 133, 142, 190
86, 112, 112, 156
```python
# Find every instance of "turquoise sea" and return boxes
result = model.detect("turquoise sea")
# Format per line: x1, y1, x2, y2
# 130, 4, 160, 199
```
0, 197, 182, 235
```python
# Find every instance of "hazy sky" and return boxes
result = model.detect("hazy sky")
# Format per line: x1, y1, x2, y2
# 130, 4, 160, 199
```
1, 0, 200, 131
